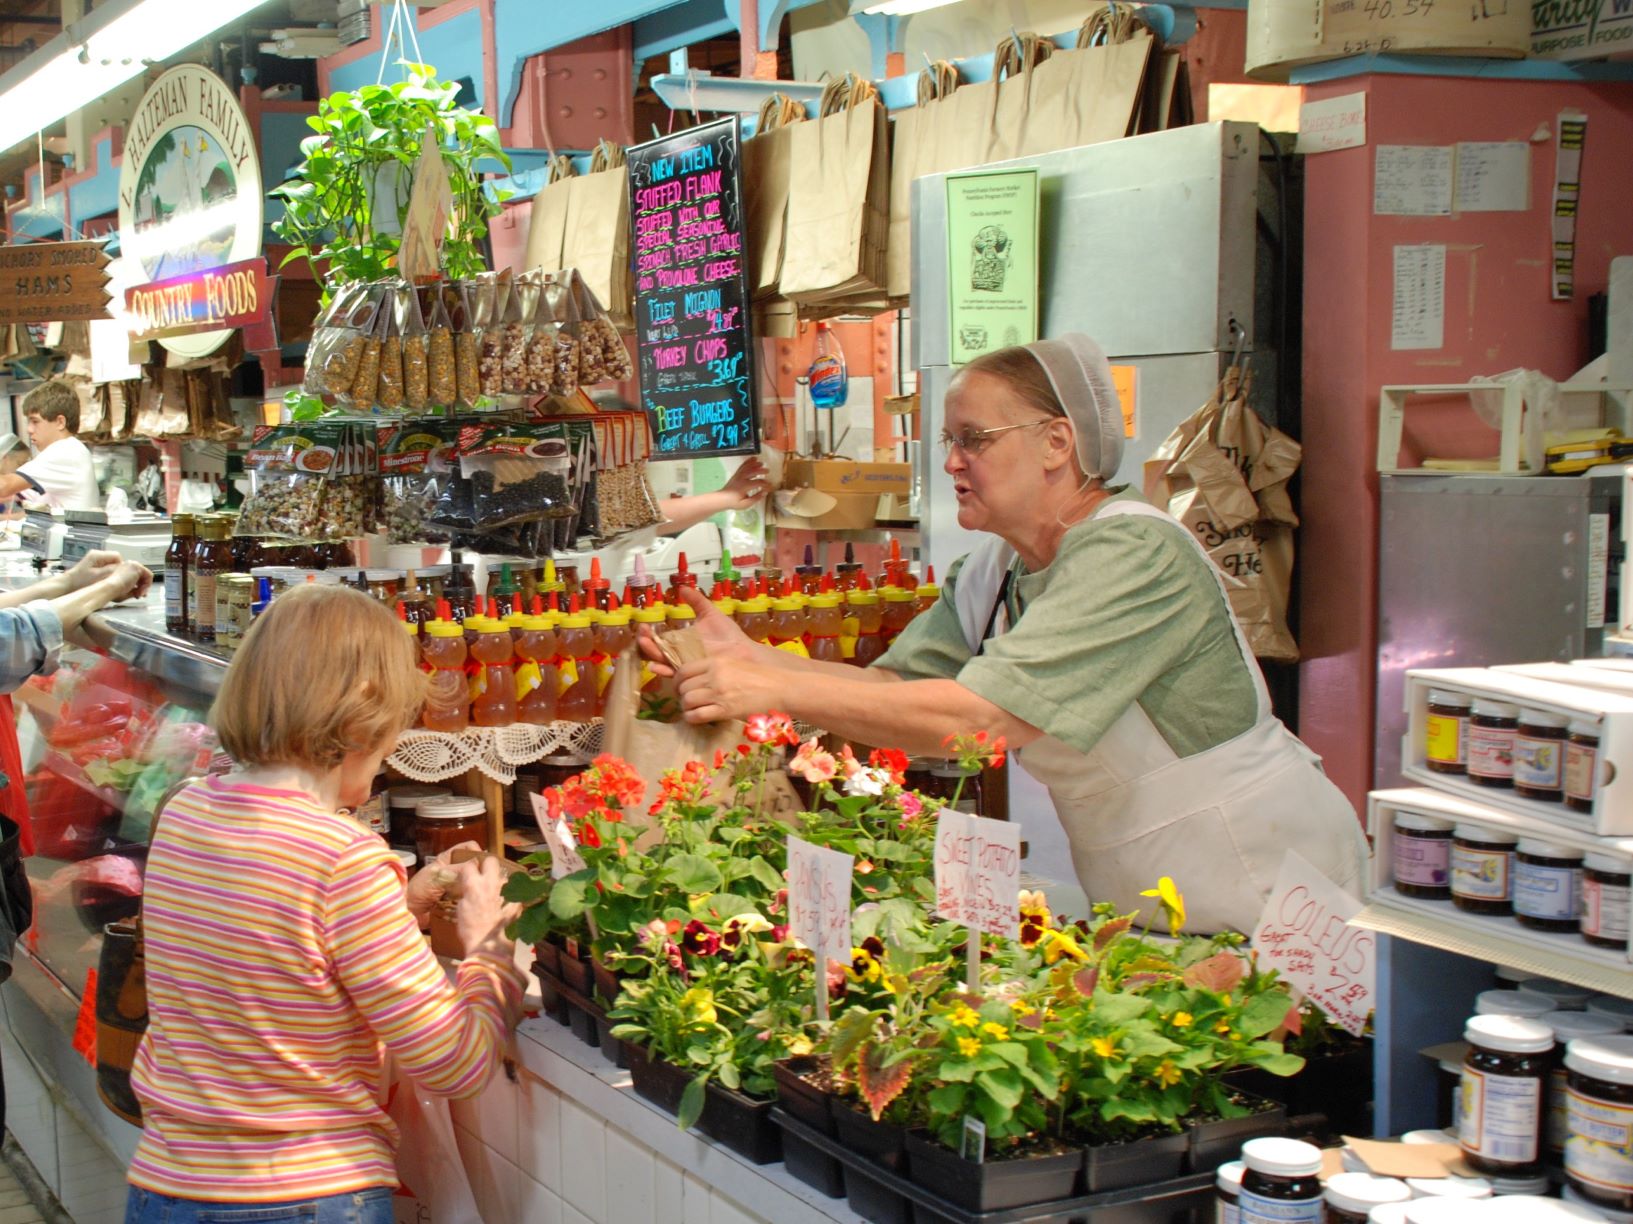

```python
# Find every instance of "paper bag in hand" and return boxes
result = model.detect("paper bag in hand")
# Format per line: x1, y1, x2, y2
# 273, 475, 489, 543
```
1143, 371, 1301, 663
602, 629, 804, 826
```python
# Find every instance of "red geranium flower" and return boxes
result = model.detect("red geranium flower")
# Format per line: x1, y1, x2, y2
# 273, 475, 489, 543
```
745, 712, 799, 747
868, 747, 909, 785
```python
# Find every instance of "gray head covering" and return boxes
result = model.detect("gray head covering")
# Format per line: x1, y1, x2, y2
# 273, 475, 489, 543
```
1022, 334, 1123, 482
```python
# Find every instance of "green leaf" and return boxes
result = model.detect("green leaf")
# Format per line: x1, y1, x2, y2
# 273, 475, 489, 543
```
547, 873, 594, 919
973, 1068, 1023, 1110
664, 854, 723, 895
748, 856, 784, 892
719, 1061, 741, 1092
677, 1074, 708, 1131
1240, 992, 1296, 1039
1242, 1044, 1306, 1078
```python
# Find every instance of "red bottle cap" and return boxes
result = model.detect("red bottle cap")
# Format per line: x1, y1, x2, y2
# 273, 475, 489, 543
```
487, 597, 498, 619
585, 557, 610, 592
531, 594, 544, 615
437, 598, 452, 620
676, 552, 690, 576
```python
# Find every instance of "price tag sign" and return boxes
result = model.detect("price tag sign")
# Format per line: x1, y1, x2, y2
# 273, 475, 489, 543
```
1251, 850, 1375, 1037
934, 811, 1021, 940
787, 835, 853, 960
529, 793, 587, 878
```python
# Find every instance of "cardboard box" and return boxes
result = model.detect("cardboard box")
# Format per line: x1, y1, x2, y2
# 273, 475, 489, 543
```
783, 458, 912, 496
772, 491, 885, 532
1532, 1, 1633, 61
1246, 0, 1528, 80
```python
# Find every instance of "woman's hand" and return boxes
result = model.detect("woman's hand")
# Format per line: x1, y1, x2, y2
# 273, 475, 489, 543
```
455, 855, 520, 959
717, 457, 770, 511
404, 841, 480, 927
637, 586, 753, 676
60, 550, 128, 594
675, 653, 780, 724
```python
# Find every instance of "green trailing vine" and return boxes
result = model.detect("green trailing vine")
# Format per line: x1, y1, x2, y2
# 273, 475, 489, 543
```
270, 63, 511, 300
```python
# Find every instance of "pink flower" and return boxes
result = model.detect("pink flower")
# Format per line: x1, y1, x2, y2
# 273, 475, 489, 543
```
746, 712, 799, 747
789, 738, 839, 783
897, 792, 923, 823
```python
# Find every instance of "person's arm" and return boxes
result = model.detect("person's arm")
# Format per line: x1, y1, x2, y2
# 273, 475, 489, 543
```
0, 474, 30, 503
0, 560, 149, 690
323, 843, 523, 1099
0, 549, 137, 611
656, 457, 769, 537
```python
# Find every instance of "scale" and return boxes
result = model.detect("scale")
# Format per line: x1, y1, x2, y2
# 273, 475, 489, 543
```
19, 510, 65, 562
61, 509, 171, 569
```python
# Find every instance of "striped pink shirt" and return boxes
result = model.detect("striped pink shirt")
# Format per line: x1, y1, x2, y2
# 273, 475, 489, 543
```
129, 776, 524, 1201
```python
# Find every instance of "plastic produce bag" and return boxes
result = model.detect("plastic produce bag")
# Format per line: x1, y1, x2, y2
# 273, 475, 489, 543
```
1143, 369, 1301, 663
303, 283, 380, 398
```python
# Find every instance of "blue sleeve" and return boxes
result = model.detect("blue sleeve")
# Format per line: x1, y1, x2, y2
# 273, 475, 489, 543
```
0, 602, 64, 692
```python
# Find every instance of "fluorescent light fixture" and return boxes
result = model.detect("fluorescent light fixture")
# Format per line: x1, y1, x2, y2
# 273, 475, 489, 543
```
0, 0, 276, 156
849, 0, 963, 15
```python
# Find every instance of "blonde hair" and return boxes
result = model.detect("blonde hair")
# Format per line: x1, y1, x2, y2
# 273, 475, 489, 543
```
213, 584, 425, 769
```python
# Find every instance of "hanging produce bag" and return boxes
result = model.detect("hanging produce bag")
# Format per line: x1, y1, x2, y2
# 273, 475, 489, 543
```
1020, 9, 1153, 156
780, 75, 889, 310
1142, 370, 1302, 663
987, 33, 1053, 163
743, 93, 804, 305
562, 139, 633, 330
523, 153, 576, 275
886, 62, 957, 303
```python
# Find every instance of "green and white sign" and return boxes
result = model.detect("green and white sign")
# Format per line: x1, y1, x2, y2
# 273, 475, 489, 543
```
118, 64, 263, 358
946, 167, 1039, 365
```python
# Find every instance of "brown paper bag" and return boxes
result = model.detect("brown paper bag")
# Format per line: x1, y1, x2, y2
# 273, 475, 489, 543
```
986, 33, 1054, 164
523, 154, 575, 274
780, 76, 890, 308
562, 140, 633, 330
1143, 370, 1301, 663
1020, 11, 1153, 156
744, 94, 804, 304
885, 67, 944, 303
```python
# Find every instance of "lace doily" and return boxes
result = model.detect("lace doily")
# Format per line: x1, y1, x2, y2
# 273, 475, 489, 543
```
389, 722, 606, 785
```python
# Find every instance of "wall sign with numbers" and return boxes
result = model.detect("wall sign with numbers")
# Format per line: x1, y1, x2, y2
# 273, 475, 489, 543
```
627, 116, 759, 460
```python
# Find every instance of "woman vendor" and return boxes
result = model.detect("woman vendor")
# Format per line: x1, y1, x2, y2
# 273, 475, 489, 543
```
646, 334, 1366, 933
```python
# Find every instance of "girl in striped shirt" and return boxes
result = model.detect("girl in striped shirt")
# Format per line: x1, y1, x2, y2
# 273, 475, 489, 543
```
125, 584, 525, 1224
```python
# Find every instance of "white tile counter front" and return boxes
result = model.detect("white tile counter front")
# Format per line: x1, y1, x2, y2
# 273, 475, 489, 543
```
453, 1017, 861, 1224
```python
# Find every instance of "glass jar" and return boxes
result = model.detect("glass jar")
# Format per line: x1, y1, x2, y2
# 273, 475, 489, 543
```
1565, 1035, 1633, 1213
1562, 720, 1603, 815
217, 576, 255, 652
1402, 1177, 1492, 1201
189, 516, 232, 646
363, 569, 403, 604
930, 761, 983, 814
1513, 839, 1584, 932
1519, 978, 1594, 1012
1468, 700, 1521, 788
1393, 811, 1455, 900
164, 514, 195, 636
1544, 1012, 1624, 1156
1216, 1159, 1244, 1224
230, 533, 263, 573
1514, 708, 1570, 802
1238, 1137, 1323, 1224
1588, 995, 1633, 1033
1323, 1173, 1410, 1224
1474, 990, 1557, 1020
413, 796, 489, 863
1425, 689, 1473, 774
1459, 1013, 1554, 1176
1452, 826, 1519, 915
1583, 854, 1633, 951
387, 785, 449, 855
419, 565, 450, 603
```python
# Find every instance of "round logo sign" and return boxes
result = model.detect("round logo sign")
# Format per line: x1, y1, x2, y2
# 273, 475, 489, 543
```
117, 65, 263, 358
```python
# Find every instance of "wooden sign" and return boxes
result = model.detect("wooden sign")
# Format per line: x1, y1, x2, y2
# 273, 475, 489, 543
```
627, 116, 759, 460
125, 257, 269, 342
1251, 850, 1375, 1037
0, 241, 112, 326
398, 124, 453, 284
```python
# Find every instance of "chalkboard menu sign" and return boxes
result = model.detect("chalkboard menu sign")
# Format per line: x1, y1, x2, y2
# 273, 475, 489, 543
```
628, 116, 759, 460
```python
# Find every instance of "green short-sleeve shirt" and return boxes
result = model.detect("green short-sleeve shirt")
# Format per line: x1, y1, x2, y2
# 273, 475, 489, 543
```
874, 494, 1258, 757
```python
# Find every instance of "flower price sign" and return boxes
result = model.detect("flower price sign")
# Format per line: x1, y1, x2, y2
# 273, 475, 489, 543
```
934, 810, 1021, 940
529, 793, 587, 879
1251, 849, 1375, 1037
788, 835, 853, 959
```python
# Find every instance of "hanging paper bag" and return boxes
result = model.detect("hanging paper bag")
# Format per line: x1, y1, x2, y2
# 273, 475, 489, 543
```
987, 33, 1052, 164
523, 153, 576, 274
744, 93, 804, 305
887, 62, 957, 303
563, 139, 633, 330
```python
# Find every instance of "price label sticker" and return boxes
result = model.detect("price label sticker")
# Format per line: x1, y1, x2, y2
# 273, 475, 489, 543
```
530, 793, 587, 878
787, 835, 853, 960
934, 810, 1021, 939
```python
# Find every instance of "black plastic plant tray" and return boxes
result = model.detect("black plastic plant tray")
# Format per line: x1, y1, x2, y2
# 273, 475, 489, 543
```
769, 1109, 1214, 1224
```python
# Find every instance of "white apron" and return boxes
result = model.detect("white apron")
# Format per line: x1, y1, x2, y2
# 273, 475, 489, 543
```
953, 500, 1367, 933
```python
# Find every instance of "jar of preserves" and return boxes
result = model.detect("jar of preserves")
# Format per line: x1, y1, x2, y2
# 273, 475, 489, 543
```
1393, 811, 1455, 900
420, 619, 469, 732
536, 752, 591, 794
1544, 1012, 1624, 1156
189, 516, 232, 645
1215, 1160, 1243, 1224
1459, 1013, 1554, 1176
1515, 709, 1570, 802
217, 576, 255, 651
1238, 1137, 1323, 1224
1520, 977, 1593, 1012
1468, 700, 1520, 787
364, 569, 403, 604
1565, 1035, 1633, 1212
1323, 1173, 1410, 1224
1567, 720, 1603, 814
388, 785, 449, 855
1588, 995, 1633, 1032
1514, 838, 1584, 932
1583, 854, 1633, 951
1452, 826, 1519, 915
413, 796, 489, 863
930, 761, 983, 814
1425, 689, 1473, 775
1473, 989, 1557, 1020
164, 514, 195, 636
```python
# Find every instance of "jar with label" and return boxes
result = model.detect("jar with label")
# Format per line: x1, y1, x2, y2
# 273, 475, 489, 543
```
1545, 1012, 1624, 1156
1514, 839, 1584, 932
1238, 1137, 1324, 1224
1468, 701, 1521, 788
1515, 709, 1570, 802
216, 576, 255, 651
1566, 720, 1602, 814
349, 789, 389, 839
1459, 1013, 1555, 1176
387, 785, 449, 857
1215, 1159, 1244, 1224
164, 514, 195, 636
413, 796, 489, 863
1473, 989, 1557, 1020
188, 516, 231, 646
1561, 1186, 1633, 1222
1452, 826, 1519, 915
1324, 1173, 1410, 1224
1583, 855, 1632, 951
1565, 1035, 1633, 1212
1394, 811, 1455, 900
1426, 690, 1473, 775
1520, 978, 1594, 1012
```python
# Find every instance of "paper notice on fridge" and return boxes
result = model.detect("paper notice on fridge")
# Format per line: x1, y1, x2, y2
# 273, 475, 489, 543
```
1374, 145, 1453, 216
1297, 91, 1367, 154
1551, 110, 1588, 300
1454, 142, 1530, 212
1391, 244, 1446, 351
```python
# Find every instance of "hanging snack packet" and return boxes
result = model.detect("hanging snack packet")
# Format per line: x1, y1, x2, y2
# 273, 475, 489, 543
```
375, 288, 406, 412
455, 279, 485, 407
524, 277, 560, 395
457, 425, 574, 530
502, 276, 536, 394
304, 283, 380, 397
237, 423, 354, 538
401, 285, 430, 411
426, 284, 458, 407
380, 419, 457, 543
548, 275, 582, 396
573, 270, 633, 384
478, 273, 512, 398
341, 306, 387, 408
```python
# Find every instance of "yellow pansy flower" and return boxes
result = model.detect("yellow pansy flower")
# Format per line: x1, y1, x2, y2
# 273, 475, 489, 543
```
1010, 1000, 1036, 1017
981, 1022, 1010, 1041
1170, 1011, 1194, 1028
1091, 1036, 1118, 1059
679, 987, 717, 1027
787, 1035, 814, 1056
1042, 929, 1089, 964
950, 1005, 981, 1030
957, 1036, 982, 1058
1155, 1060, 1183, 1088
1139, 876, 1187, 936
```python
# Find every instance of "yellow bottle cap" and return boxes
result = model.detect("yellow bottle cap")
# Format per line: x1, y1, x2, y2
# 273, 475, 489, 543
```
917, 583, 941, 600
502, 612, 528, 629
402, 619, 418, 634
667, 603, 697, 621
846, 590, 880, 606
882, 587, 917, 603
737, 596, 771, 614
632, 606, 668, 625
424, 619, 464, 638
600, 606, 633, 626
558, 609, 592, 629
517, 613, 552, 631
771, 596, 804, 612
808, 593, 841, 609
711, 597, 738, 616
475, 618, 512, 634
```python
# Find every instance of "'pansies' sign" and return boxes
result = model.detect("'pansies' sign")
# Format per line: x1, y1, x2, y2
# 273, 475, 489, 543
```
788, 834, 852, 959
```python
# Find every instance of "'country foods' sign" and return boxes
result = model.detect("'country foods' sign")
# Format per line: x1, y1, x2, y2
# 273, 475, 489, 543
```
117, 64, 263, 358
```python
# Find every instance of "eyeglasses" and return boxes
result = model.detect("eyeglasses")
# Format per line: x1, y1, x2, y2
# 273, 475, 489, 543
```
937, 419, 1051, 456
